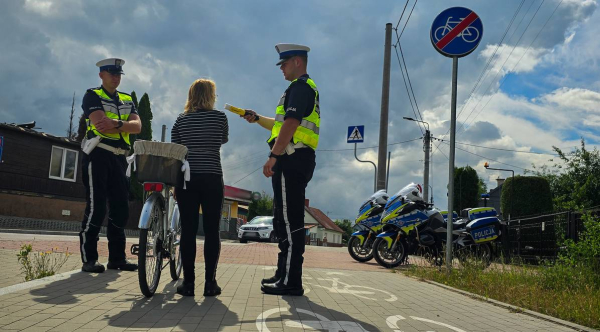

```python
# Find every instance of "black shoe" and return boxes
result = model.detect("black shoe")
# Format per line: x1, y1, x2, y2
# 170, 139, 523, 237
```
204, 281, 221, 297
177, 281, 195, 296
107, 260, 138, 271
261, 281, 304, 296
82, 261, 105, 273
261, 275, 280, 285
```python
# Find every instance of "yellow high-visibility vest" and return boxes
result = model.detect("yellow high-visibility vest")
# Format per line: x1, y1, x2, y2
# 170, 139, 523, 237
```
85, 88, 135, 146
268, 77, 320, 150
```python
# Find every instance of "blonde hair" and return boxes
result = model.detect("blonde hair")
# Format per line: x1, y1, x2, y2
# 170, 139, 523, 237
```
184, 79, 216, 112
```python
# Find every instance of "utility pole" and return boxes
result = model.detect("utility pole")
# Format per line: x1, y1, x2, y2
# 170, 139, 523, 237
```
161, 124, 166, 142
377, 23, 392, 190
424, 129, 431, 203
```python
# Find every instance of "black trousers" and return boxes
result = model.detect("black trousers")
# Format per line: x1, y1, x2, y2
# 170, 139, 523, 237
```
272, 148, 316, 287
175, 173, 224, 283
79, 148, 129, 264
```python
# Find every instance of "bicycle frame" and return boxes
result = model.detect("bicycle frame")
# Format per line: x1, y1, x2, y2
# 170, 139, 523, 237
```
138, 186, 179, 241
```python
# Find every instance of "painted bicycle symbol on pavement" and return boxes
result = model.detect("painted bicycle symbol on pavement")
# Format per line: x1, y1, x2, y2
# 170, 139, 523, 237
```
387, 315, 467, 332
257, 308, 369, 332
303, 277, 398, 302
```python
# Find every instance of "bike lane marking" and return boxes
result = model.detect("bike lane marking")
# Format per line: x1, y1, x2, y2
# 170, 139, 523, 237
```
386, 315, 467, 332
435, 12, 479, 49
256, 307, 369, 332
304, 277, 398, 302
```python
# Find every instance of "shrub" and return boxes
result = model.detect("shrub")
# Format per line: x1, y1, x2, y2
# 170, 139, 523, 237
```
16, 244, 71, 281
501, 176, 553, 219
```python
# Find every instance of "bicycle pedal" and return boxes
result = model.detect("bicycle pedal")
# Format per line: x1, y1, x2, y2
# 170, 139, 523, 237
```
130, 244, 140, 256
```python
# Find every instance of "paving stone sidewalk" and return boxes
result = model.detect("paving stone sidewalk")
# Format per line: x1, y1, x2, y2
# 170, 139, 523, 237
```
0, 261, 588, 331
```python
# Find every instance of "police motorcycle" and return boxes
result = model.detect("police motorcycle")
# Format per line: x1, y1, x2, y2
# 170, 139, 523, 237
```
373, 183, 448, 268
450, 207, 503, 266
347, 190, 389, 262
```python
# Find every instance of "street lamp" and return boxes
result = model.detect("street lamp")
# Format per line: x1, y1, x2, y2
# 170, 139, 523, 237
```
403, 117, 431, 202
484, 162, 514, 220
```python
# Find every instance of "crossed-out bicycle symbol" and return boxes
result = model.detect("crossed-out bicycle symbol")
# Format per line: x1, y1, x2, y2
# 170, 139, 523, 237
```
304, 277, 398, 302
434, 16, 479, 43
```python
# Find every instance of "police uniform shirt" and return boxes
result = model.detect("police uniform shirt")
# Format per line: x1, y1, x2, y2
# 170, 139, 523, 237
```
273, 74, 316, 147
81, 86, 138, 149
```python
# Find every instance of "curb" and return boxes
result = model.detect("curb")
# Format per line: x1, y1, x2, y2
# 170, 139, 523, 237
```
419, 278, 598, 332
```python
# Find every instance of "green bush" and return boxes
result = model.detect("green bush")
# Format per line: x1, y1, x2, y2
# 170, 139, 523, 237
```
501, 176, 553, 218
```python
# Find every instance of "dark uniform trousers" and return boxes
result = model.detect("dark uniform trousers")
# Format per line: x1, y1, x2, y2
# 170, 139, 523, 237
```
79, 148, 129, 264
272, 148, 316, 287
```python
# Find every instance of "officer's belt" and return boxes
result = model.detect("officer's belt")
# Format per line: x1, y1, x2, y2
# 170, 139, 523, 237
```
97, 143, 129, 155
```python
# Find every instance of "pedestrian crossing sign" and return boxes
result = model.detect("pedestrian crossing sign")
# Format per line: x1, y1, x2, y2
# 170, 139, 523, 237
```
347, 126, 364, 143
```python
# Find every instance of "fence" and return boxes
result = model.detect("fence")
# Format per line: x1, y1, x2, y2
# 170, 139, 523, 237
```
501, 208, 598, 261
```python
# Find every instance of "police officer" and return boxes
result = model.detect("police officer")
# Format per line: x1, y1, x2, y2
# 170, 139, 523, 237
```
79, 58, 141, 273
242, 44, 319, 295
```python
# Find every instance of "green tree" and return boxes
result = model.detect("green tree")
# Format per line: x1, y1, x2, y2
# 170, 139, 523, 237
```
129, 91, 152, 201
334, 219, 354, 244
137, 93, 153, 141
453, 166, 482, 212
532, 139, 600, 211
501, 176, 553, 219
248, 192, 273, 221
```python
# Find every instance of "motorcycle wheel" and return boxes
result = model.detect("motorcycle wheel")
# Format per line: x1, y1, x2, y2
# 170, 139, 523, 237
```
347, 236, 374, 262
373, 237, 407, 268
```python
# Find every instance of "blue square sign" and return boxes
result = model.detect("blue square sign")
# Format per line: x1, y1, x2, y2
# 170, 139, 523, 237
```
347, 126, 364, 143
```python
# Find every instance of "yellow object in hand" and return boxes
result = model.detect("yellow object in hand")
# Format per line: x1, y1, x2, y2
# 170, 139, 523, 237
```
224, 104, 259, 121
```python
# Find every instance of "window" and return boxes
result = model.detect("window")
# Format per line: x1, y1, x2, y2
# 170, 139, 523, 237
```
49, 146, 78, 182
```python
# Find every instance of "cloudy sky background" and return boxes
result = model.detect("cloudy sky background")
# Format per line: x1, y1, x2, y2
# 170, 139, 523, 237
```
1, 0, 599, 219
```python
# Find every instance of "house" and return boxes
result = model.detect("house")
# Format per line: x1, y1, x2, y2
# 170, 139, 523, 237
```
0, 122, 87, 222
303, 199, 344, 247
480, 178, 503, 218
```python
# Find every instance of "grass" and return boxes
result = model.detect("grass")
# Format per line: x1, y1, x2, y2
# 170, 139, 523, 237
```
403, 257, 600, 329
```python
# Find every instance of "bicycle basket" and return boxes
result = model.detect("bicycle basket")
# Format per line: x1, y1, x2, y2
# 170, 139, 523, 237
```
134, 141, 188, 187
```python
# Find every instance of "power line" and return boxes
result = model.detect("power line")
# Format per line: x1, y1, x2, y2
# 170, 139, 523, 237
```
439, 140, 531, 171
431, 0, 539, 158
460, 0, 564, 132
395, 0, 411, 30
231, 165, 262, 185
397, 0, 418, 42
316, 137, 422, 152
434, 138, 559, 156
398, 43, 424, 124
393, 43, 424, 135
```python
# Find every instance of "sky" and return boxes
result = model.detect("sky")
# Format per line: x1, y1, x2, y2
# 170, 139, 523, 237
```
1, 0, 599, 220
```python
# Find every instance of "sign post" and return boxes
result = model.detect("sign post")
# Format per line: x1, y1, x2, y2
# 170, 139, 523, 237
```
347, 126, 377, 192
431, 7, 483, 270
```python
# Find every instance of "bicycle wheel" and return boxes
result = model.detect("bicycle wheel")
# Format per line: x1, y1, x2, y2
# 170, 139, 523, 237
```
138, 197, 164, 297
169, 205, 182, 280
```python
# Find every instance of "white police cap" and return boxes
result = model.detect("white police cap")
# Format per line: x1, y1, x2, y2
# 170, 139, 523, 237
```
96, 58, 125, 74
275, 43, 310, 66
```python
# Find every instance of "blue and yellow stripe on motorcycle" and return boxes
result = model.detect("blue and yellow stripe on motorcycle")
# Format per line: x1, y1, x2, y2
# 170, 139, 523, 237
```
376, 231, 396, 249
381, 203, 408, 224
470, 225, 498, 243
467, 207, 497, 220
351, 230, 370, 245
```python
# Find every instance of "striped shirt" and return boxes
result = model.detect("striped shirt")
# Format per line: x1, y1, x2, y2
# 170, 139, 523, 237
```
171, 109, 229, 175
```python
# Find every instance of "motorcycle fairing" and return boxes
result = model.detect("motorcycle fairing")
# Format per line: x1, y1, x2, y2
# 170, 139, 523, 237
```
351, 230, 369, 245
376, 231, 397, 248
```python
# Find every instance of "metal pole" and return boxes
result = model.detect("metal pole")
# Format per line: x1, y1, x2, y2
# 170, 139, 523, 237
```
424, 130, 431, 203
161, 124, 167, 142
446, 56, 458, 270
354, 143, 377, 192
386, 151, 391, 192
377, 23, 392, 190
510, 170, 514, 221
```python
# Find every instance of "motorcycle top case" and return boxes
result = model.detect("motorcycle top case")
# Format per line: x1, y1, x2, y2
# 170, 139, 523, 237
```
466, 216, 500, 243
466, 207, 497, 221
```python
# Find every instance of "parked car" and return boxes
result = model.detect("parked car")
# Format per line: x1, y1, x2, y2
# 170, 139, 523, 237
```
238, 216, 277, 243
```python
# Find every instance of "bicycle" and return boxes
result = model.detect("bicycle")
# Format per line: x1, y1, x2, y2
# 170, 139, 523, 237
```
129, 141, 187, 297
434, 16, 479, 43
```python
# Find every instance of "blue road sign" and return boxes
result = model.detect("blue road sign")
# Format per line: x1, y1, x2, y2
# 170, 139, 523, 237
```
347, 126, 364, 143
431, 7, 483, 58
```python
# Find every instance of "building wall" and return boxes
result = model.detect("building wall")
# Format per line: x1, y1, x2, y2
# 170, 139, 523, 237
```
0, 127, 85, 199
0, 192, 85, 221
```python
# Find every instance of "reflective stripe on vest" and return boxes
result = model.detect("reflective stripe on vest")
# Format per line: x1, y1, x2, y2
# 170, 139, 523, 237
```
268, 77, 320, 150
85, 88, 134, 146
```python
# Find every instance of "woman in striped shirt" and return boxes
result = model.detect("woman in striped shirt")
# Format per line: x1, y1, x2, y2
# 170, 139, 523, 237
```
172, 79, 229, 297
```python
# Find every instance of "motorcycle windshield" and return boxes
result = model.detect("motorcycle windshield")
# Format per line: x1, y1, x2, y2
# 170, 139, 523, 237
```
357, 190, 389, 217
